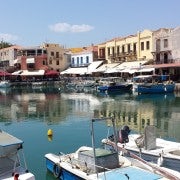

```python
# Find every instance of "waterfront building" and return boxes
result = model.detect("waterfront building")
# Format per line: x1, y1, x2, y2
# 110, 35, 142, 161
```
150, 27, 180, 80
16, 46, 48, 70
70, 45, 98, 67
96, 27, 180, 81
98, 29, 154, 64
0, 45, 22, 68
41, 43, 70, 72
60, 45, 102, 75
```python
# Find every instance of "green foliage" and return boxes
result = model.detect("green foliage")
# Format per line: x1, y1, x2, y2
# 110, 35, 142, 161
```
0, 41, 13, 49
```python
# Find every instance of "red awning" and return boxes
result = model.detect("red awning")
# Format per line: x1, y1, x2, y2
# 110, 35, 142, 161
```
45, 70, 59, 76
148, 63, 180, 68
0, 71, 11, 76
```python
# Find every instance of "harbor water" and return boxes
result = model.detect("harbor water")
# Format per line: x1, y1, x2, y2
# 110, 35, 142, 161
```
0, 86, 180, 179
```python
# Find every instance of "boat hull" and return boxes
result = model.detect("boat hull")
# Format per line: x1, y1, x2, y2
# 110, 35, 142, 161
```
123, 149, 180, 172
135, 83, 175, 94
98, 84, 132, 92
45, 155, 84, 180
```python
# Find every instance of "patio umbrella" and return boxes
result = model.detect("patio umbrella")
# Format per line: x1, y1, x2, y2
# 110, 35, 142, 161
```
0, 71, 11, 76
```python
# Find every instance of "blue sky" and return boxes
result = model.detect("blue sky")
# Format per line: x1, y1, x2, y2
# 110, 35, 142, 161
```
0, 0, 180, 48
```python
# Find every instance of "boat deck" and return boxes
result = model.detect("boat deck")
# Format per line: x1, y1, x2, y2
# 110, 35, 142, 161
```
96, 166, 162, 180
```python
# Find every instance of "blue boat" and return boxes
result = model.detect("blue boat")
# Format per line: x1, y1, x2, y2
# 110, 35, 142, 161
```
133, 75, 175, 94
98, 77, 132, 93
44, 117, 179, 180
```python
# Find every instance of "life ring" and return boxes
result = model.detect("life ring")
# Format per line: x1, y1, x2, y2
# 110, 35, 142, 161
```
53, 163, 62, 178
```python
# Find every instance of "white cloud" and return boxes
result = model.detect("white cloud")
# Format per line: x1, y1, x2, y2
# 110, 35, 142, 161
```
49, 22, 94, 33
0, 33, 18, 42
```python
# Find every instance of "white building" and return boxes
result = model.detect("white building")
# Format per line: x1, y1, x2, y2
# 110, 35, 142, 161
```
0, 45, 22, 67
170, 27, 180, 62
71, 51, 93, 67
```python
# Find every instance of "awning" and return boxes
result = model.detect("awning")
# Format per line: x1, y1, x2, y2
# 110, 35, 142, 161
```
116, 60, 149, 71
45, 70, 59, 76
21, 70, 45, 76
13, 59, 21, 64
94, 63, 119, 73
26, 58, 35, 64
150, 63, 180, 68
0, 71, 11, 76
138, 67, 155, 72
87, 61, 103, 74
11, 70, 23, 75
60, 67, 88, 75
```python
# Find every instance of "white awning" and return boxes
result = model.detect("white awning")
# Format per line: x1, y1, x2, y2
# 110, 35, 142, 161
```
120, 68, 137, 74
60, 67, 88, 75
11, 70, 23, 75
21, 70, 44, 76
87, 61, 103, 74
137, 67, 155, 72
116, 60, 148, 71
94, 63, 119, 73
26, 58, 35, 64
13, 59, 21, 64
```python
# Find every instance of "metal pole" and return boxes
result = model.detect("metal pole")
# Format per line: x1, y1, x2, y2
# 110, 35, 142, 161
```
91, 118, 97, 173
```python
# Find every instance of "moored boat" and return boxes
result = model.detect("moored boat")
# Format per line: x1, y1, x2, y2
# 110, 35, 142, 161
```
45, 117, 180, 180
102, 125, 180, 172
0, 130, 35, 180
0, 80, 11, 88
98, 77, 132, 93
132, 75, 175, 94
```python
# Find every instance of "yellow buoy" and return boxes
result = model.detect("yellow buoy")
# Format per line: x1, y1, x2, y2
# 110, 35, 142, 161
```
47, 129, 53, 136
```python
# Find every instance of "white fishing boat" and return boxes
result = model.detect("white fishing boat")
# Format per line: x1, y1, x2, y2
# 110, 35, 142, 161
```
45, 117, 180, 180
0, 80, 11, 88
0, 130, 35, 180
102, 125, 180, 172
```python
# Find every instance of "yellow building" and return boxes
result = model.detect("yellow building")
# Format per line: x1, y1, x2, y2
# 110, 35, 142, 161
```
98, 29, 154, 64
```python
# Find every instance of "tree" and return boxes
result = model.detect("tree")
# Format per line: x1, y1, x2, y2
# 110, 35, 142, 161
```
0, 41, 13, 49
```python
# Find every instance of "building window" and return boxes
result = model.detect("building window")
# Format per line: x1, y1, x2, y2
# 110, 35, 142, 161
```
127, 44, 131, 53
49, 60, 52, 64
56, 52, 59, 58
80, 57, 83, 64
122, 45, 125, 53
56, 60, 59, 65
141, 42, 144, 51
112, 47, 115, 56
156, 39, 161, 51
77, 57, 79, 64
117, 46, 120, 54
107, 47, 110, 56
133, 43, 136, 52
43, 60, 46, 65
164, 39, 168, 48
156, 53, 160, 62
51, 51, 54, 56
72, 57, 74, 64
86, 56, 89, 64
146, 41, 150, 50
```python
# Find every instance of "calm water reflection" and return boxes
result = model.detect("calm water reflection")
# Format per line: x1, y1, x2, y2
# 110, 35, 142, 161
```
0, 86, 180, 179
